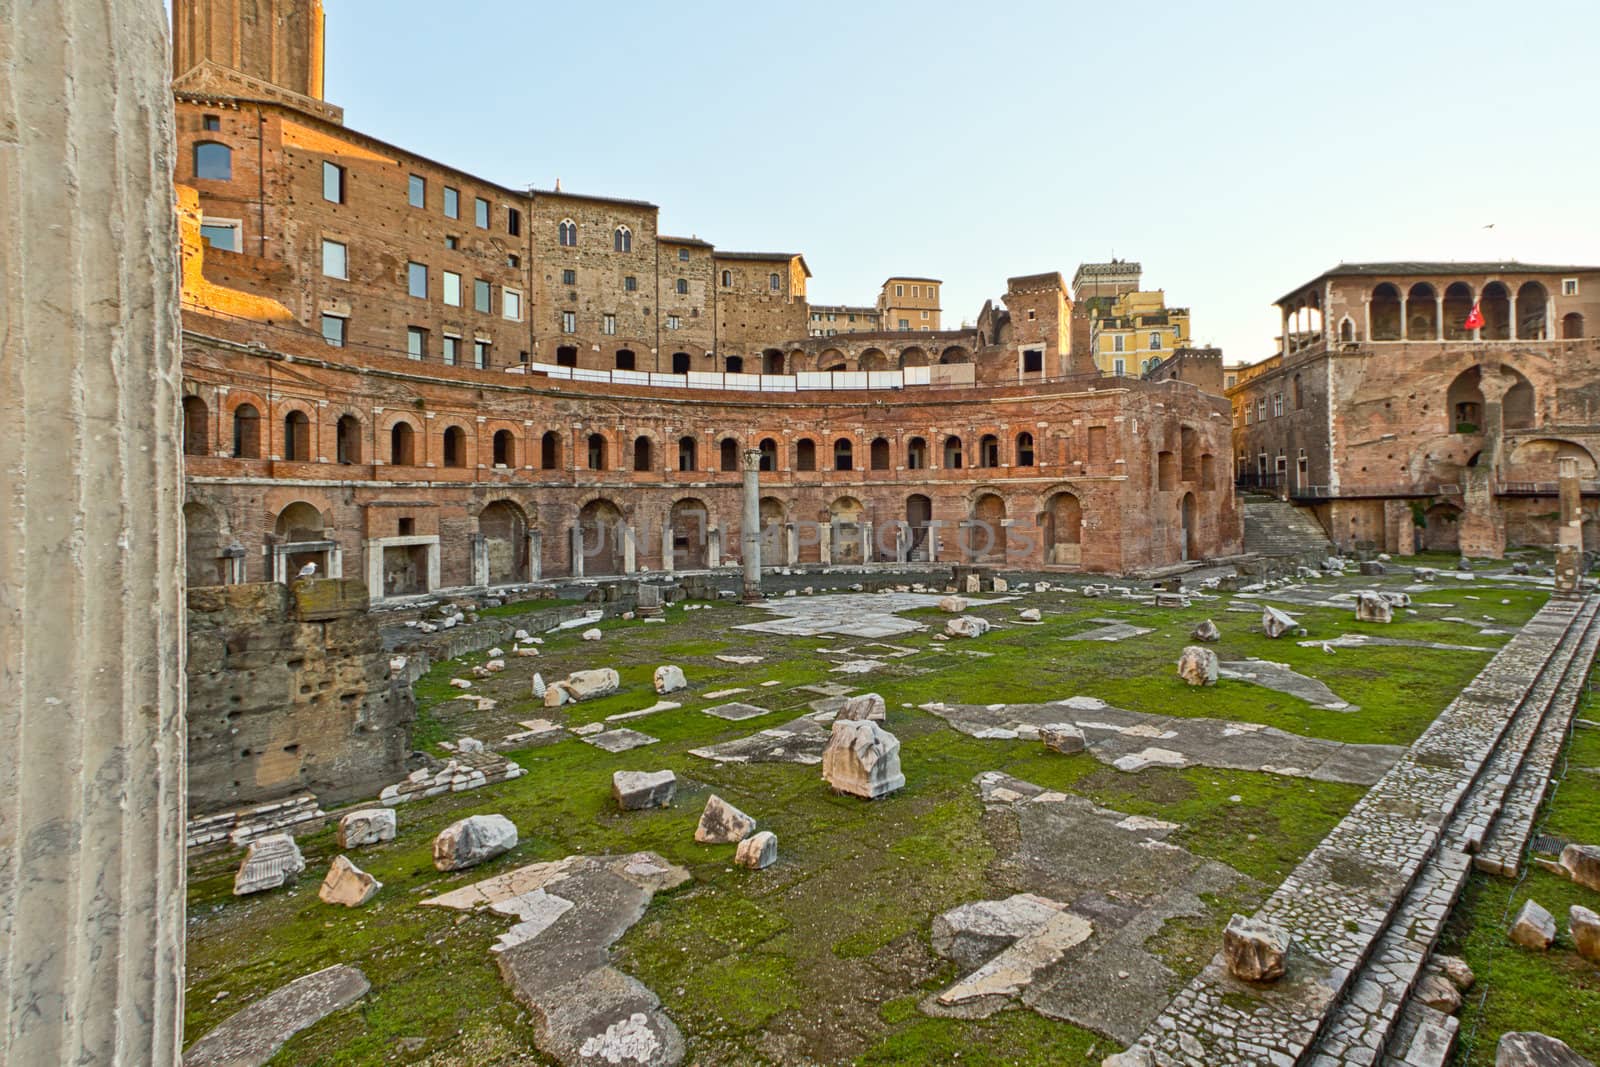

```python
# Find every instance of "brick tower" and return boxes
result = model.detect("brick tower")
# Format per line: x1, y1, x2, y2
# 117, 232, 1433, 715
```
172, 0, 326, 100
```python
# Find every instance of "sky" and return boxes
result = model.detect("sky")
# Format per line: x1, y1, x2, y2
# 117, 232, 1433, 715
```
323, 0, 1600, 364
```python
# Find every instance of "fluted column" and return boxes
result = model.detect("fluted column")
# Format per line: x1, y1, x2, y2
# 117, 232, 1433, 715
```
741, 448, 762, 602
1, 1, 186, 1064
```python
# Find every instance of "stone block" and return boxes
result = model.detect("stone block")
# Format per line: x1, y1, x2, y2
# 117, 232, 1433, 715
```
1571, 904, 1600, 962
1560, 843, 1600, 891
938, 595, 968, 613
233, 834, 306, 895
1191, 619, 1221, 643
1261, 606, 1295, 638
613, 770, 676, 810
946, 616, 991, 639
1495, 1032, 1593, 1067
653, 665, 686, 694
1223, 913, 1289, 981
336, 807, 396, 849
432, 814, 517, 871
1040, 723, 1086, 754
838, 692, 887, 722
735, 831, 778, 870
319, 855, 381, 907
822, 719, 905, 799
292, 578, 370, 622
1509, 898, 1556, 950
1177, 645, 1219, 686
1357, 590, 1393, 623
694, 794, 756, 844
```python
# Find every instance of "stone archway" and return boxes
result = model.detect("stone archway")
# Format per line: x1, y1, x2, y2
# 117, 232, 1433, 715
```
969, 492, 1006, 564
829, 496, 864, 564
670, 498, 710, 570
1421, 502, 1462, 552
480, 500, 528, 586
1179, 492, 1198, 561
579, 498, 624, 576
1042, 492, 1082, 566
906, 494, 933, 561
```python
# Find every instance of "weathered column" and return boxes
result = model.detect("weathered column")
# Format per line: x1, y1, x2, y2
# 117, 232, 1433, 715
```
527, 530, 542, 582
708, 528, 722, 569
1, 0, 186, 1062
741, 448, 762, 601
659, 524, 674, 573
1556, 456, 1583, 595
623, 525, 637, 574
860, 521, 874, 565
471, 533, 490, 587
570, 525, 585, 578
785, 522, 799, 566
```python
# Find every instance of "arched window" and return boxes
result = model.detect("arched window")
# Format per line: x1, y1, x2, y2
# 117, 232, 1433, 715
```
633, 435, 653, 472
390, 422, 415, 466
870, 437, 891, 470
558, 219, 577, 247
587, 433, 607, 471
182, 396, 209, 456
1564, 312, 1585, 339
1015, 432, 1035, 467
493, 429, 515, 467
672, 352, 691, 374
721, 269, 732, 287
1370, 283, 1403, 340
556, 346, 578, 368
833, 438, 854, 471
768, 273, 781, 291
614, 225, 632, 253
193, 141, 231, 181
1149, 332, 1162, 351
796, 439, 817, 472
336, 414, 361, 464
943, 436, 963, 469
540, 430, 561, 470
282, 410, 310, 461
442, 425, 467, 468
906, 436, 928, 470
615, 349, 636, 371
759, 437, 777, 471
978, 434, 1000, 468
232, 403, 261, 459
719, 438, 739, 471
678, 436, 697, 471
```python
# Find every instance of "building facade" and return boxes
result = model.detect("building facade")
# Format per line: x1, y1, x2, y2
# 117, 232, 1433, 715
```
1070, 260, 1193, 377
1227, 262, 1600, 556
171, 0, 1242, 599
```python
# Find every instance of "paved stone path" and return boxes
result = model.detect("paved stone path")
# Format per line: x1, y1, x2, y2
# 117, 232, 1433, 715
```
919, 698, 1400, 785
688, 711, 834, 765
1217, 659, 1358, 711
184, 965, 370, 1067
423, 852, 690, 1067
1122, 594, 1600, 1066
734, 591, 1007, 638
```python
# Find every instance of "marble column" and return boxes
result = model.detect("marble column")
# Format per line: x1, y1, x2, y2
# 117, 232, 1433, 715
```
527, 530, 542, 582
1, 0, 186, 1062
741, 448, 762, 601
1556, 456, 1583, 595
570, 525, 585, 578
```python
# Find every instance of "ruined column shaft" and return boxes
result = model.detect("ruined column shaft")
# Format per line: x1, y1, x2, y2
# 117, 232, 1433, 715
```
0, 1, 186, 1062
740, 449, 762, 601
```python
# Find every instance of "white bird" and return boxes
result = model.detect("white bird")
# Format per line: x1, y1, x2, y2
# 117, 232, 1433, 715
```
296, 562, 318, 579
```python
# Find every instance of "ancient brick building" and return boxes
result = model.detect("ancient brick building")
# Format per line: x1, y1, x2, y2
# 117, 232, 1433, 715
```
1227, 262, 1600, 555
172, 0, 1241, 599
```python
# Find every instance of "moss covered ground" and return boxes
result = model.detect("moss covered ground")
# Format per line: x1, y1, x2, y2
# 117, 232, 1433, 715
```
184, 563, 1555, 1065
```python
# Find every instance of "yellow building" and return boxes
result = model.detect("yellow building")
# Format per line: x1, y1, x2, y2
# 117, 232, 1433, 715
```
878, 276, 941, 331
1090, 289, 1191, 377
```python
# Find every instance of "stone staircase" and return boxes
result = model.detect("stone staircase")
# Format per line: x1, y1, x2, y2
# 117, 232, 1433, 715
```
1122, 593, 1600, 1066
1243, 497, 1334, 559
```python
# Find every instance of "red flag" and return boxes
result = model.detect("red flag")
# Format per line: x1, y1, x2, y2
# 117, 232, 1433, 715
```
1463, 301, 1484, 331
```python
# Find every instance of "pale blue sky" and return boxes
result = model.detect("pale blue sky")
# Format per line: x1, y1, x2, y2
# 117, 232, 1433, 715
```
323, 0, 1600, 362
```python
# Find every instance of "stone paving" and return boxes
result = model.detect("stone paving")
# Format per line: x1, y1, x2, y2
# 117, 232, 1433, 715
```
733, 591, 1007, 638
919, 698, 1400, 785
1123, 594, 1600, 1066
1217, 659, 1358, 712
688, 711, 835, 765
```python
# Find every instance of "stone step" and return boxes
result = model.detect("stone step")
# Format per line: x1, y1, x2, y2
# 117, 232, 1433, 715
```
1124, 594, 1597, 1065
1475, 608, 1600, 875
1379, 1003, 1459, 1067
1243, 500, 1333, 559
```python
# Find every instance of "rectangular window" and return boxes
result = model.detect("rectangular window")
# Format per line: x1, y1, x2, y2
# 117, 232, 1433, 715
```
602, 313, 617, 335
321, 313, 346, 347
1257, 399, 1267, 421
502, 288, 521, 321
769, 273, 781, 291
912, 285, 920, 297
895, 284, 904, 297
408, 174, 425, 208
445, 235, 459, 250
676, 278, 688, 295
321, 238, 347, 279
678, 248, 689, 262
507, 254, 520, 268
474, 196, 489, 229
474, 278, 491, 314
442, 334, 459, 365
407, 326, 427, 359
899, 318, 909, 330
1273, 393, 1284, 417
322, 161, 344, 203
666, 315, 681, 330
624, 275, 637, 292
1564, 278, 1580, 296
199, 219, 240, 251
1023, 349, 1043, 372
562, 268, 576, 286
203, 115, 221, 131
507, 207, 521, 236
1113, 357, 1125, 376
561, 310, 576, 333
443, 186, 459, 219
473, 340, 490, 369
408, 261, 428, 299
920, 310, 929, 320
1113, 334, 1125, 353
443, 271, 461, 306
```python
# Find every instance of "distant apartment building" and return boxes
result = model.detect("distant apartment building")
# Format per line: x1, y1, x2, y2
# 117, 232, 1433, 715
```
809, 304, 881, 337
878, 277, 942, 331
1070, 260, 1192, 376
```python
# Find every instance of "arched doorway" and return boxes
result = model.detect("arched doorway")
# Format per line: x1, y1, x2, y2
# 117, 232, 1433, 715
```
274, 501, 332, 580
390, 422, 416, 466
759, 496, 785, 560
758, 437, 778, 472
579, 498, 624, 575
969, 493, 1006, 564
232, 403, 261, 458
829, 496, 864, 564
1178, 492, 1198, 561
336, 414, 362, 464
670, 498, 709, 570
1042, 492, 1082, 566
906, 494, 932, 562
480, 501, 528, 585
182, 396, 209, 456
493, 429, 515, 468
1421, 502, 1462, 552
283, 410, 311, 461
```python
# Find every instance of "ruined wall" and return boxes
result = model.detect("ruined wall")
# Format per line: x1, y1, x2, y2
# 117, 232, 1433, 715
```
186, 579, 415, 812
